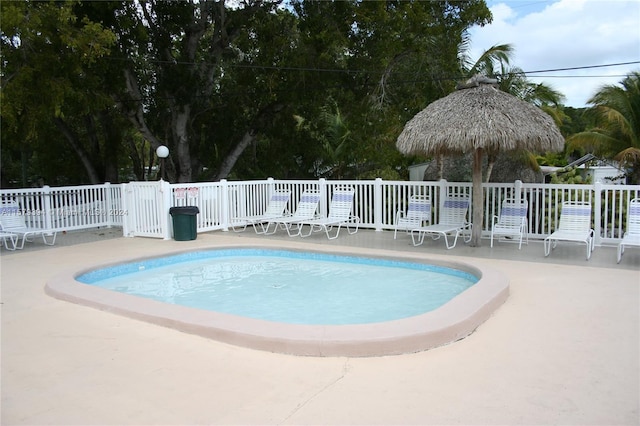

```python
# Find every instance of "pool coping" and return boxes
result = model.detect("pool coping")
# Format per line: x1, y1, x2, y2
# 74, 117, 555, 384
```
44, 243, 510, 357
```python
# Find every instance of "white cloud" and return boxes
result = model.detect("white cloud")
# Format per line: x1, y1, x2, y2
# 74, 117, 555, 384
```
468, 0, 640, 107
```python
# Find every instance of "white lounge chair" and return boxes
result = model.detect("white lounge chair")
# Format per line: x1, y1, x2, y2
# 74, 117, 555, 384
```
263, 189, 321, 236
410, 197, 471, 249
0, 201, 57, 249
490, 199, 528, 249
544, 201, 594, 260
231, 189, 291, 234
0, 231, 18, 250
393, 195, 431, 239
617, 198, 640, 263
298, 187, 360, 239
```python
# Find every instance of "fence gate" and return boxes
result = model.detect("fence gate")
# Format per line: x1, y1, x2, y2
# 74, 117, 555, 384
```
122, 181, 170, 239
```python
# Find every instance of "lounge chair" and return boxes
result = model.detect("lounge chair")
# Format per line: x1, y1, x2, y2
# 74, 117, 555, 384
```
231, 189, 291, 234
0, 201, 57, 249
410, 197, 471, 249
0, 231, 18, 250
617, 198, 640, 263
393, 195, 431, 239
298, 187, 360, 239
263, 189, 322, 236
544, 201, 594, 260
490, 199, 528, 249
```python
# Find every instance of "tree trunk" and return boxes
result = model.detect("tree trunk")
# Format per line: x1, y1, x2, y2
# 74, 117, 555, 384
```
212, 102, 284, 181
485, 149, 498, 182
436, 154, 444, 180
213, 130, 257, 181
471, 148, 484, 247
172, 106, 193, 183
98, 110, 121, 183
121, 69, 166, 148
53, 117, 101, 184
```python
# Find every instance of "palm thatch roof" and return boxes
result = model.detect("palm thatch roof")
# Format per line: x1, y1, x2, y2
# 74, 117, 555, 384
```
396, 79, 564, 157
396, 76, 565, 247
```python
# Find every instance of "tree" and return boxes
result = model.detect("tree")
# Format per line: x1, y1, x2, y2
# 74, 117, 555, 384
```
294, 101, 355, 178
1, 1, 121, 186
457, 43, 566, 182
2, 0, 494, 185
567, 72, 640, 183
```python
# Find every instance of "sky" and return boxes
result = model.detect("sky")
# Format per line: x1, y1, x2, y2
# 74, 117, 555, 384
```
467, 0, 640, 108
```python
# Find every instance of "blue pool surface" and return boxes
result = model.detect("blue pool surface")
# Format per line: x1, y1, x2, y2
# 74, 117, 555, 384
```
77, 248, 478, 325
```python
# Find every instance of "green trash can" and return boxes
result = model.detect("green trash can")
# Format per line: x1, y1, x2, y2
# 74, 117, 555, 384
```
169, 206, 199, 241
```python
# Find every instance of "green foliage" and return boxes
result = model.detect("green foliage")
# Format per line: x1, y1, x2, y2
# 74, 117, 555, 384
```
567, 72, 640, 183
549, 167, 592, 184
1, 0, 123, 186
0, 0, 499, 186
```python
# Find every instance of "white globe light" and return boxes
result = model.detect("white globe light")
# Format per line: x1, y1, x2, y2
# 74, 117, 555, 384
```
156, 145, 170, 158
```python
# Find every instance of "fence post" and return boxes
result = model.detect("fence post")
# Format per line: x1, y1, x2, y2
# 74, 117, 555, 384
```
373, 178, 383, 231
438, 179, 448, 208
42, 185, 54, 231
593, 181, 602, 247
318, 178, 328, 216
221, 179, 229, 231
514, 180, 523, 204
160, 180, 172, 240
121, 183, 132, 237
104, 182, 113, 228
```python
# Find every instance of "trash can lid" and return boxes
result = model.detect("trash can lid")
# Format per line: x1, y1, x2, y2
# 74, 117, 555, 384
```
169, 206, 200, 215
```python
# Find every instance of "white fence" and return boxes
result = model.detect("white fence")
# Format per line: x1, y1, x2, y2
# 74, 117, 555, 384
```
2, 179, 639, 246
0, 183, 123, 231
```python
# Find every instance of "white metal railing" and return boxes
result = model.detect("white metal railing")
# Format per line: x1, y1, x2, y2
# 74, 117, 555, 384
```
2, 179, 639, 246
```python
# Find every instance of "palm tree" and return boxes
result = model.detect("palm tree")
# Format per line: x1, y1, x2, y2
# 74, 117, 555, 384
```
458, 41, 568, 182
567, 72, 640, 183
294, 101, 353, 179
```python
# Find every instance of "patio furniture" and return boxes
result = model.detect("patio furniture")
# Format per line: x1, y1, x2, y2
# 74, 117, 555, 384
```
231, 189, 291, 234
263, 189, 321, 236
490, 199, 528, 249
544, 201, 594, 260
298, 187, 360, 239
617, 198, 640, 263
393, 195, 431, 239
410, 197, 471, 249
0, 201, 57, 249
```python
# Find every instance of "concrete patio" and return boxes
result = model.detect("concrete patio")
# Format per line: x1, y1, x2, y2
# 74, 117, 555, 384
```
1, 228, 638, 425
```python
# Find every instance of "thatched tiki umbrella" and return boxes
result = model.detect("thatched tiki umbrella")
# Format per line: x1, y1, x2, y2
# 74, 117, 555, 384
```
396, 76, 564, 247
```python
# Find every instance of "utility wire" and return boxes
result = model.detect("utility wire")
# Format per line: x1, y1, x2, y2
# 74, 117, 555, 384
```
107, 54, 639, 78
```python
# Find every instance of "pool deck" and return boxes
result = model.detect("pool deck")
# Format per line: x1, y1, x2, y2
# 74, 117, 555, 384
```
1, 228, 639, 425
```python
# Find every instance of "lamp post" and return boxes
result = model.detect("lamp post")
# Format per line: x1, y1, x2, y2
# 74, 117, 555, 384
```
156, 145, 169, 181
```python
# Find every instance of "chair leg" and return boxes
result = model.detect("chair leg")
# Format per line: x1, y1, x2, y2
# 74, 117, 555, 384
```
346, 219, 359, 235
2, 235, 17, 250
411, 230, 424, 246
42, 232, 57, 246
445, 232, 457, 249
462, 224, 472, 243
263, 222, 277, 235
16, 233, 29, 249
544, 238, 551, 257
617, 243, 624, 263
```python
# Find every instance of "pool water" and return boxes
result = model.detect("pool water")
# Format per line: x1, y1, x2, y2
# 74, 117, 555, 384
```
77, 248, 477, 325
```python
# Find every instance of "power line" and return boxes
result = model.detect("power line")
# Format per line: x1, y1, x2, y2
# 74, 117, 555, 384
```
107, 54, 639, 78
524, 61, 640, 75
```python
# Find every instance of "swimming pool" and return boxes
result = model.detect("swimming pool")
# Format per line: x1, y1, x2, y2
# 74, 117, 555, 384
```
76, 248, 478, 325
46, 245, 509, 356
